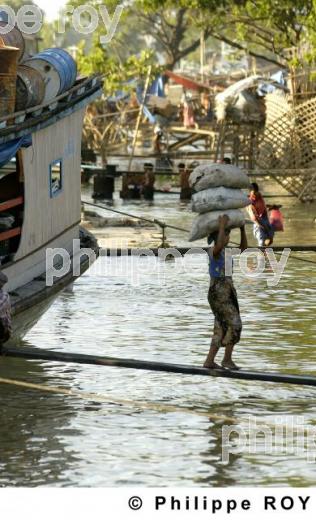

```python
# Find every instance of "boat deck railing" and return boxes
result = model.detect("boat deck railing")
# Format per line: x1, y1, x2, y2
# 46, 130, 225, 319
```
0, 74, 103, 139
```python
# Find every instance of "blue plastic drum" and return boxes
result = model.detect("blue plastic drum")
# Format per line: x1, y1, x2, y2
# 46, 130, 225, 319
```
24, 48, 77, 103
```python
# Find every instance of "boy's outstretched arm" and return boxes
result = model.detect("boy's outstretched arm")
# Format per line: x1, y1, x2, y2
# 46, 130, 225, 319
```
239, 224, 248, 252
213, 215, 229, 257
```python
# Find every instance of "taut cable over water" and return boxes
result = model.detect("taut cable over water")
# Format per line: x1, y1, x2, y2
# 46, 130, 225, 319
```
82, 199, 189, 232
82, 200, 316, 264
2, 346, 316, 387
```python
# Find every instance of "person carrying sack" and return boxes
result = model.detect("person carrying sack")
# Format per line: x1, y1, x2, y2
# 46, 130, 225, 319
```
204, 215, 248, 370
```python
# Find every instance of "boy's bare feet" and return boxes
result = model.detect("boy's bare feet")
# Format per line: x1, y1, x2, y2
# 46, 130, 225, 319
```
203, 361, 222, 370
221, 360, 240, 370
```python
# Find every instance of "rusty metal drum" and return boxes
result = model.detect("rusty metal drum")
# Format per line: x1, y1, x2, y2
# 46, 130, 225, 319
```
15, 64, 45, 111
0, 22, 25, 62
0, 43, 19, 118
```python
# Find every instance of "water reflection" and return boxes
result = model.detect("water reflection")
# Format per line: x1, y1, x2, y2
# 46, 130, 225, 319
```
0, 357, 81, 486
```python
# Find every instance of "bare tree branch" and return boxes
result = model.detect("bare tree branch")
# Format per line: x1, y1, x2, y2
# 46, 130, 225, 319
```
211, 32, 286, 68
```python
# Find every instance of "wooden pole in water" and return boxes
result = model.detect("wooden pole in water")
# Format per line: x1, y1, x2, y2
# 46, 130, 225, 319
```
2, 346, 316, 387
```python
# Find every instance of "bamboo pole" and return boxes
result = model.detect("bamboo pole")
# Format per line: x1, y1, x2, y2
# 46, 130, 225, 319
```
0, 376, 236, 422
127, 65, 152, 174
200, 30, 205, 83
121, 66, 153, 196
2, 346, 316, 387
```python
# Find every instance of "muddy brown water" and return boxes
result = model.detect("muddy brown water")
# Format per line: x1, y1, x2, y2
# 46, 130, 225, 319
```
0, 187, 315, 486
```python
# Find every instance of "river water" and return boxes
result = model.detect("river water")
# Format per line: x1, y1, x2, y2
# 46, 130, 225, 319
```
0, 188, 315, 487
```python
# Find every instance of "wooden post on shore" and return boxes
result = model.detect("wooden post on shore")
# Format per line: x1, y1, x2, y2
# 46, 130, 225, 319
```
200, 30, 205, 83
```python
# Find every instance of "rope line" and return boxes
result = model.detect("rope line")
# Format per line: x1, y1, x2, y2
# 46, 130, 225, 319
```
82, 200, 189, 232
229, 240, 316, 266
284, 255, 316, 265
82, 200, 316, 266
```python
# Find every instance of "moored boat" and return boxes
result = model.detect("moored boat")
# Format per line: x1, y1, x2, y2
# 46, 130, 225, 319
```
0, 70, 103, 342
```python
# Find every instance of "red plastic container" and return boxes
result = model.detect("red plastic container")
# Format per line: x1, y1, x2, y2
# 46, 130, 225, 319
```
269, 208, 284, 232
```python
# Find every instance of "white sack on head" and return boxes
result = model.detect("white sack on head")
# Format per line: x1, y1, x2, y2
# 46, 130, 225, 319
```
189, 163, 249, 191
191, 187, 250, 214
189, 209, 245, 242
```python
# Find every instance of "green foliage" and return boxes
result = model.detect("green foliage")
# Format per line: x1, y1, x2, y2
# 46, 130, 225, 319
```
49, 0, 316, 77
67, 0, 217, 68
7, 0, 316, 68
193, 0, 316, 64
129, 0, 316, 66
77, 36, 162, 94
2, 0, 36, 9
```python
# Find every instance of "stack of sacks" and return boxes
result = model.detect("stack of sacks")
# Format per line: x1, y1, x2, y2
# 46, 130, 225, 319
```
189, 163, 250, 241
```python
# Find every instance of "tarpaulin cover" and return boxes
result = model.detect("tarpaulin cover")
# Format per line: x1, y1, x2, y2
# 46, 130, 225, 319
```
257, 70, 288, 95
0, 135, 32, 168
0, 10, 9, 22
107, 76, 165, 124
164, 70, 208, 91
136, 86, 156, 124
135, 76, 165, 125
107, 90, 130, 103
148, 76, 165, 98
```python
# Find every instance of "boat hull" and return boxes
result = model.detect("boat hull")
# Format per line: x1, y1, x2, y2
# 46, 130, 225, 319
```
6, 228, 98, 344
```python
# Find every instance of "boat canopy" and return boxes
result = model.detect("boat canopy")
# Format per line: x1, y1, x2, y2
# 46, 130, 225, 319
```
0, 134, 32, 168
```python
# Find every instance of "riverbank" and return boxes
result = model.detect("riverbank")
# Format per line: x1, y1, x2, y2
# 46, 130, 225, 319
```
82, 210, 163, 248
